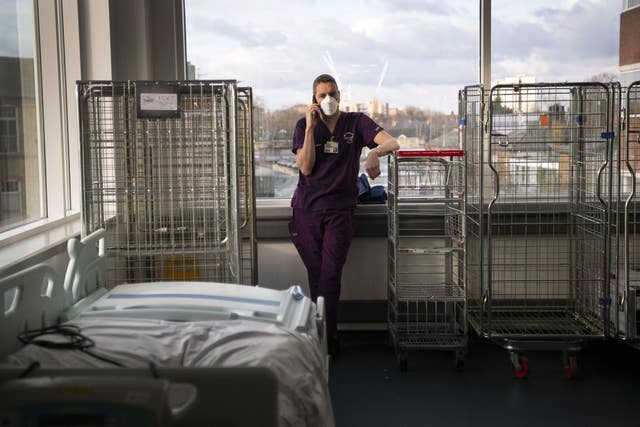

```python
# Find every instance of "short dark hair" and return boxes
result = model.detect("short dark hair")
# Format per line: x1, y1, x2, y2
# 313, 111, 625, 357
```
312, 74, 339, 94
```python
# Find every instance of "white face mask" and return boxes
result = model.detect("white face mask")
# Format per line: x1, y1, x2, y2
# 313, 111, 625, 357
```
320, 96, 339, 116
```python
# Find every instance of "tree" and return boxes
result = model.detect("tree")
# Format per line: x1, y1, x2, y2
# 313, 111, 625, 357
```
491, 95, 513, 114
588, 72, 618, 83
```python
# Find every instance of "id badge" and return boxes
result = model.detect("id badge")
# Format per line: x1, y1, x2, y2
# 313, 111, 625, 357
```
324, 138, 339, 154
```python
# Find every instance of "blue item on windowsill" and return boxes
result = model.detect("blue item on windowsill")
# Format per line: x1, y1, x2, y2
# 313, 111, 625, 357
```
357, 174, 387, 204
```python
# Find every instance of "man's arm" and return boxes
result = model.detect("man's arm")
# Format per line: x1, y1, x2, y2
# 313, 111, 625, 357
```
364, 130, 400, 179
295, 128, 316, 176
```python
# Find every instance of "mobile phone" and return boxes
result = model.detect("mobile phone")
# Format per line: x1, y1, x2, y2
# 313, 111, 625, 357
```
311, 95, 320, 118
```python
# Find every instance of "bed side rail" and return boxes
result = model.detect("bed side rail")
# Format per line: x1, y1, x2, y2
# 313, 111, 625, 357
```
63, 228, 107, 307
0, 264, 64, 358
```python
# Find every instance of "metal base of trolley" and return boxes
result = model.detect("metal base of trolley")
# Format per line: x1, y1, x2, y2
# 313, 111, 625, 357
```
388, 284, 468, 371
389, 325, 468, 372
468, 309, 604, 380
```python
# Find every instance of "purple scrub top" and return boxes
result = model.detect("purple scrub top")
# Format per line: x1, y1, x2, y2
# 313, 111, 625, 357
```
291, 112, 383, 211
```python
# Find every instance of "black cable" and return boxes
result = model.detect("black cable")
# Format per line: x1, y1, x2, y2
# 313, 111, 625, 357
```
18, 324, 91, 350
17, 324, 126, 368
80, 348, 126, 368
18, 361, 40, 378
148, 362, 159, 378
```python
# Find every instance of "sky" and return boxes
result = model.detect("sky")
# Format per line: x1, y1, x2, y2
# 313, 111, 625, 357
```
0, 0, 35, 58
0, 0, 621, 113
185, 0, 621, 113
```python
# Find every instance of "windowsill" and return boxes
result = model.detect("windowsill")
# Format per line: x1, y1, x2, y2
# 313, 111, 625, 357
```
0, 213, 81, 274
256, 198, 292, 219
256, 198, 388, 219
256, 198, 388, 238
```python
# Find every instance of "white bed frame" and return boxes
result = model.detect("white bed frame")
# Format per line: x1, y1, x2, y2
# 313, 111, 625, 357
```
62, 229, 326, 345
0, 228, 329, 426
0, 264, 65, 358
0, 366, 279, 426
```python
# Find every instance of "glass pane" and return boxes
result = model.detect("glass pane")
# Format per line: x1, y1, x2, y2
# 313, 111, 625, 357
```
0, 0, 41, 230
627, 0, 640, 10
185, 0, 474, 199
492, 1, 619, 199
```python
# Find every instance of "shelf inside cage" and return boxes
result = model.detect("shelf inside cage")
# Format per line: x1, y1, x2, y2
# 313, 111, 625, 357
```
391, 282, 466, 301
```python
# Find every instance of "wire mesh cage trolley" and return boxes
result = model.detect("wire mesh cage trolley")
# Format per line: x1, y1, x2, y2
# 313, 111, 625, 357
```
387, 149, 467, 371
480, 82, 613, 379
615, 80, 640, 346
78, 80, 244, 287
607, 81, 623, 341
237, 87, 258, 285
460, 86, 485, 346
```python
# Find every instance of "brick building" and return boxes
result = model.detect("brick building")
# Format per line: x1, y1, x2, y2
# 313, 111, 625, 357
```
620, 0, 640, 86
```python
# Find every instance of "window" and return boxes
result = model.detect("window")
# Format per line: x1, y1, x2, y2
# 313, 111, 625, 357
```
491, 1, 620, 199
0, 106, 18, 153
1, 180, 19, 193
184, 0, 475, 199
0, 0, 82, 238
0, 180, 21, 221
183, 1, 620, 202
0, 0, 41, 230
624, 0, 640, 10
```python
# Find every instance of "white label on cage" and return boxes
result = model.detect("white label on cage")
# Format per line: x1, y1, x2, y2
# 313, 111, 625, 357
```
140, 93, 178, 111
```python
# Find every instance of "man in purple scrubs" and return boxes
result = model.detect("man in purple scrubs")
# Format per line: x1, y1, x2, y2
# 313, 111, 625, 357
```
290, 74, 399, 356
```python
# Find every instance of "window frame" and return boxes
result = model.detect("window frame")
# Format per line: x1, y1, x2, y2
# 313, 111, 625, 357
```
0, 0, 81, 244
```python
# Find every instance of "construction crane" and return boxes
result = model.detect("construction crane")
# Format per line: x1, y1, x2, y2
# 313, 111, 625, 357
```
374, 60, 389, 102
322, 51, 352, 102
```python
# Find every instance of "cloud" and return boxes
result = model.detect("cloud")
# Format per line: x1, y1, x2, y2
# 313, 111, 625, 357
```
492, 0, 619, 81
188, 18, 287, 47
378, 0, 454, 15
0, 0, 34, 57
185, 0, 619, 111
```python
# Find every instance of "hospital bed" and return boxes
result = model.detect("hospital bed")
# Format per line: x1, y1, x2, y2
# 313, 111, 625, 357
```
0, 229, 332, 427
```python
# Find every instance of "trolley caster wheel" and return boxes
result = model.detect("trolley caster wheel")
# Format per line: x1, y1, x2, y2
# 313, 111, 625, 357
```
398, 352, 408, 372
510, 353, 529, 379
454, 351, 465, 372
563, 354, 577, 380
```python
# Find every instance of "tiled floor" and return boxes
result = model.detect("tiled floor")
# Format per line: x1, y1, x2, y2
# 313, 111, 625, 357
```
329, 331, 640, 427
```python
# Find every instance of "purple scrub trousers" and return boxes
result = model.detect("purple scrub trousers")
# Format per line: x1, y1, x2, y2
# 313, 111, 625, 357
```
289, 208, 354, 340
290, 111, 383, 346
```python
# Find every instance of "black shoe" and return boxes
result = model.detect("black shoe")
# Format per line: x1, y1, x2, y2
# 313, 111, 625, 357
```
328, 336, 341, 359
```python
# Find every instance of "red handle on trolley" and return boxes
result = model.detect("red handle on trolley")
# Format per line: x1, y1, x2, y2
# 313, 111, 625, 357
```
397, 149, 464, 158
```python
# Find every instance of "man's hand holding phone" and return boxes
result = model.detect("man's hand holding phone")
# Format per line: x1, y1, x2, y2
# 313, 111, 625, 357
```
306, 103, 322, 131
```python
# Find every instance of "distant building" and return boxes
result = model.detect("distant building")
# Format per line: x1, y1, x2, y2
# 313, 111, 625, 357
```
0, 57, 38, 227
620, 1, 640, 194
340, 100, 358, 113
620, 1, 640, 86
397, 134, 426, 149
340, 99, 390, 115
364, 100, 389, 116
426, 128, 459, 149
491, 75, 537, 113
